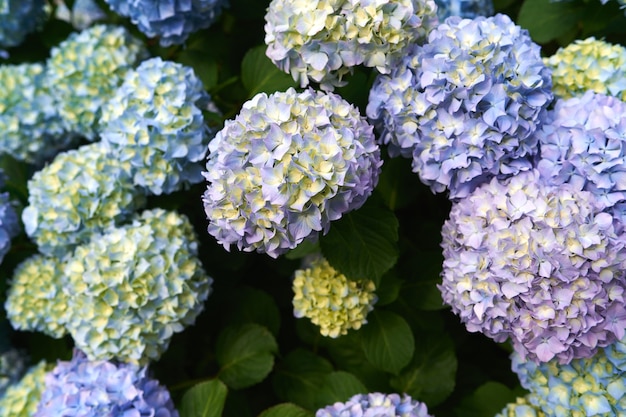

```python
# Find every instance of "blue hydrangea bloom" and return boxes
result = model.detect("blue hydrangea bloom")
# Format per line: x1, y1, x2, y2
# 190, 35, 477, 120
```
100, 57, 214, 195
0, 171, 19, 264
203, 87, 382, 258
496, 396, 546, 417
0, 0, 47, 48
439, 170, 626, 363
104, 0, 228, 47
0, 349, 28, 399
435, 0, 494, 19
316, 393, 433, 417
367, 13, 553, 199
35, 350, 179, 416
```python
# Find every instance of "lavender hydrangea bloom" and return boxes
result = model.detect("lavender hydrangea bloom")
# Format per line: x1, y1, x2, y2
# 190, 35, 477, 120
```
439, 170, 626, 363
44, 24, 149, 140
100, 57, 213, 195
62, 209, 212, 364
511, 337, 626, 416
316, 393, 433, 417
435, 0, 494, 19
264, 0, 438, 90
104, 0, 228, 47
0, 361, 49, 417
0, 0, 47, 48
35, 350, 178, 416
0, 349, 28, 399
203, 87, 382, 258
367, 13, 553, 199
0, 63, 73, 164
0, 173, 18, 264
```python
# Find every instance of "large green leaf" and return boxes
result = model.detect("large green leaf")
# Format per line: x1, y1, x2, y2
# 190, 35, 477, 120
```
180, 379, 228, 417
399, 250, 445, 311
518, 0, 584, 43
360, 310, 414, 375
258, 403, 314, 417
454, 382, 524, 417
320, 201, 399, 284
177, 50, 219, 91
216, 323, 278, 390
220, 287, 281, 336
314, 371, 367, 408
241, 45, 297, 97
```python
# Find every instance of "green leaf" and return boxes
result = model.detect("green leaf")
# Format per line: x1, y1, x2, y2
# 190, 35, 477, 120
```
389, 333, 457, 406
241, 45, 297, 97
518, 0, 584, 43
375, 271, 402, 307
272, 349, 334, 410
177, 50, 219, 91
284, 239, 320, 260
320, 201, 399, 284
216, 323, 278, 390
360, 310, 414, 375
400, 251, 445, 311
221, 287, 281, 336
454, 382, 526, 417
314, 371, 367, 408
258, 403, 314, 417
180, 379, 228, 417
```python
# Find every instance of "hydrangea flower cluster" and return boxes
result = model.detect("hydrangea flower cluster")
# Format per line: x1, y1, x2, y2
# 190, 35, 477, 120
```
63, 208, 213, 364
22, 142, 144, 257
544, 37, 626, 100
435, 0, 494, 19
316, 393, 433, 417
0, 0, 47, 48
100, 57, 213, 195
536, 91, 626, 213
0, 172, 18, 264
0, 63, 72, 164
367, 13, 553, 199
35, 350, 178, 416
103, 0, 228, 47
0, 361, 49, 417
44, 24, 148, 140
264, 0, 438, 90
292, 256, 377, 338
203, 87, 382, 258
5, 254, 69, 339
496, 396, 546, 417
511, 336, 626, 416
439, 170, 626, 363
0, 349, 28, 398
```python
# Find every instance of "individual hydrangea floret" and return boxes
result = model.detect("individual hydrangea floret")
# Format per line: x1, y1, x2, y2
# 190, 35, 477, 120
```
0, 349, 28, 399
264, 0, 438, 90
203, 87, 382, 258
511, 336, 626, 417
35, 350, 179, 416
0, 63, 74, 164
367, 13, 553, 199
0, 0, 47, 48
496, 396, 546, 417
44, 24, 149, 140
439, 170, 626, 363
5, 254, 69, 339
316, 393, 433, 417
0, 172, 19, 264
293, 256, 377, 338
63, 208, 213, 364
544, 37, 626, 100
21, 142, 145, 257
103, 0, 228, 46
0, 361, 49, 417
100, 57, 213, 195
435, 0, 494, 19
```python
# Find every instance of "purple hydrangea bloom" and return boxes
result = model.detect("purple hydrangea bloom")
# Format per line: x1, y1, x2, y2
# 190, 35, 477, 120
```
104, 0, 228, 47
203, 87, 382, 258
0, 0, 47, 48
439, 170, 626, 363
367, 13, 553, 199
35, 350, 178, 417
435, 0, 494, 19
316, 393, 433, 417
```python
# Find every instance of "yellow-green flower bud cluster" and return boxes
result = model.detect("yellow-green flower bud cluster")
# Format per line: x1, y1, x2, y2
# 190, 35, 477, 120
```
292, 257, 376, 338
0, 361, 50, 417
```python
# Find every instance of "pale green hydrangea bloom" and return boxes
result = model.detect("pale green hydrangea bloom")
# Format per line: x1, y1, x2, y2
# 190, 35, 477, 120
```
0, 361, 50, 417
292, 256, 377, 337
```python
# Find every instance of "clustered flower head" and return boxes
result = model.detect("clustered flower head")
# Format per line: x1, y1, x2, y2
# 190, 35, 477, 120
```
0, 172, 18, 264
536, 91, 626, 216
0, 0, 47, 48
435, 0, 494, 20
100, 57, 213, 195
0, 63, 73, 164
22, 142, 144, 257
0, 349, 28, 399
264, 0, 438, 90
511, 336, 626, 417
44, 24, 148, 140
62, 208, 213, 364
439, 170, 626, 363
496, 396, 546, 417
292, 256, 377, 338
203, 87, 382, 258
316, 393, 433, 417
5, 254, 69, 339
0, 361, 49, 417
367, 13, 553, 199
543, 37, 626, 100
35, 350, 178, 416
103, 0, 228, 47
